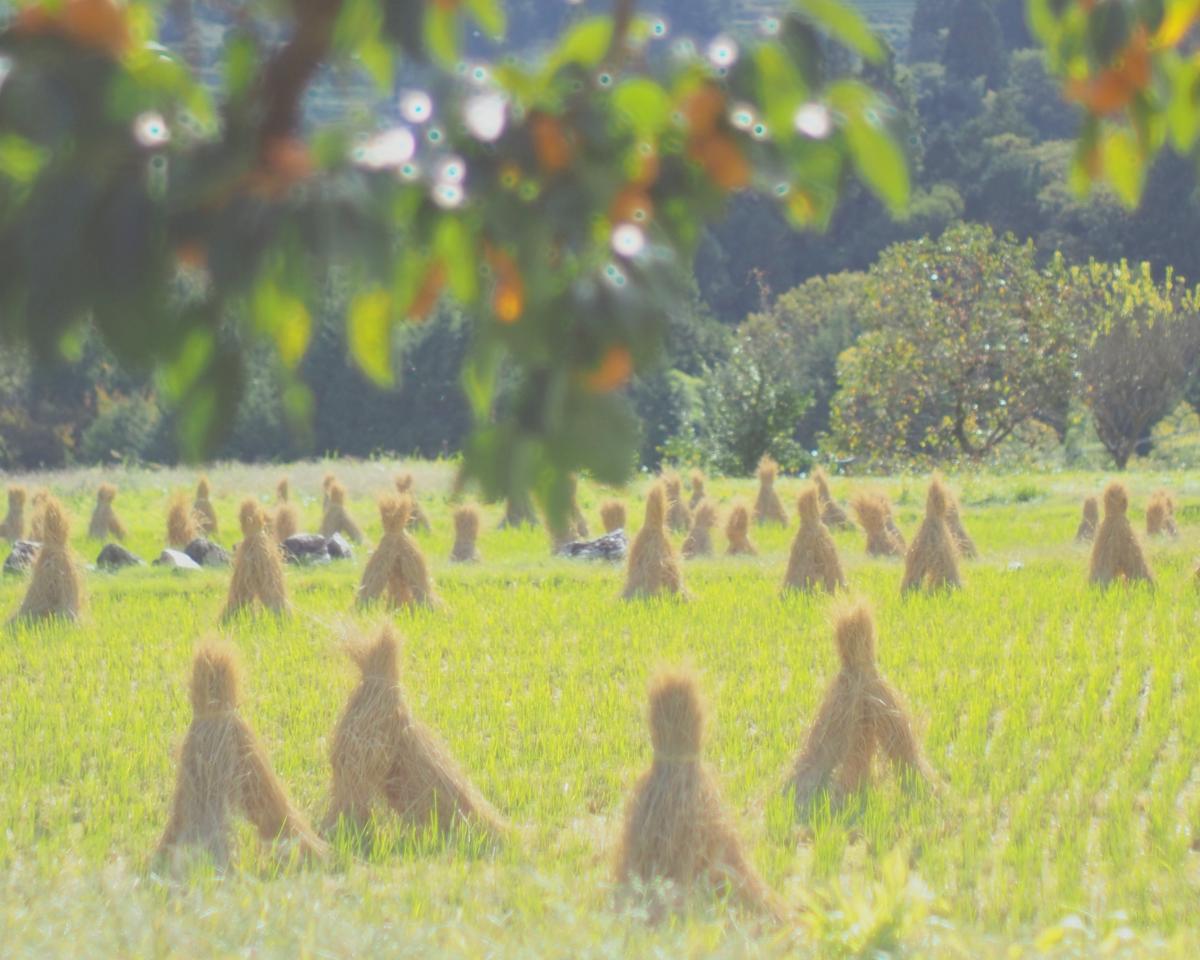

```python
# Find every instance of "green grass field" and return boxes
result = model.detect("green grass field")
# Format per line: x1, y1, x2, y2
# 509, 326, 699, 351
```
2, 462, 1200, 958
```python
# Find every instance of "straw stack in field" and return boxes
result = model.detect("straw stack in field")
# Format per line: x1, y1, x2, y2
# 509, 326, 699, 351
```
900, 478, 962, 594
724, 504, 757, 556
1090, 482, 1153, 586
782, 488, 845, 594
1, 486, 27, 541
320, 482, 363, 544
87, 484, 126, 541
9, 496, 85, 624
681, 501, 717, 559
357, 496, 439, 609
622, 485, 685, 601
221, 501, 290, 621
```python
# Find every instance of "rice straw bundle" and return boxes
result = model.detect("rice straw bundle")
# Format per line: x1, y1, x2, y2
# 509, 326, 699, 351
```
272, 503, 299, 543
221, 501, 290, 621
87, 483, 126, 541
601, 500, 627, 534
450, 505, 481, 563
688, 471, 706, 511
167, 493, 198, 548
900, 478, 962, 594
622, 484, 686, 601
852, 493, 904, 558
193, 477, 218, 536
357, 496, 439, 609
277, 478, 290, 504
9, 496, 84, 623
1075, 496, 1099, 544
782, 488, 846, 594
1146, 491, 1178, 538
785, 602, 932, 807
724, 504, 757, 556
27, 489, 48, 542
812, 467, 851, 530
320, 482, 363, 543
944, 492, 978, 559
0, 486, 26, 541
1090, 482, 1153, 586
321, 473, 337, 511
157, 644, 326, 869
663, 473, 692, 533
681, 501, 717, 559
753, 457, 787, 526
323, 626, 505, 837
0, 487, 26, 540
394, 474, 432, 533
616, 671, 779, 916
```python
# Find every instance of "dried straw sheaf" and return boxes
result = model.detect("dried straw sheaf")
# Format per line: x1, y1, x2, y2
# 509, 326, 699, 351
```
616, 671, 778, 916
753, 457, 787, 526
724, 504, 757, 556
812, 467, 851, 530
9, 497, 85, 624
1146, 491, 1179, 538
277, 478, 290, 504
851, 493, 904, 558
1075, 496, 1099, 545
193, 477, 218, 536
782, 488, 846, 594
1090, 482, 1153, 587
272, 503, 299, 543
900, 479, 962, 594
321, 473, 337, 512
323, 626, 505, 838
394, 474, 432, 533
320, 482, 363, 544
688, 471, 706, 511
622, 485, 686, 601
87, 483, 126, 541
681, 501, 717, 559
157, 645, 326, 869
663, 473, 692, 533
27, 489, 48, 542
167, 493, 198, 548
944, 493, 978, 559
601, 500, 627, 534
1, 486, 26, 541
357, 496, 439, 610
221, 501, 290, 622
785, 602, 932, 808
450, 505, 481, 563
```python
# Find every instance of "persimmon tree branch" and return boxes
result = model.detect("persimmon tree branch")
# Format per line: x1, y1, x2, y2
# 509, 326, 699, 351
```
258, 0, 344, 145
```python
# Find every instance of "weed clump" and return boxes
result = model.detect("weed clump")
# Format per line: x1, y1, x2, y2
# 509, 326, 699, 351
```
157, 644, 326, 869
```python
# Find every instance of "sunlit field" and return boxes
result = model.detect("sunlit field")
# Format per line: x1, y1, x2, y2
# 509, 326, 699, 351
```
2, 462, 1200, 958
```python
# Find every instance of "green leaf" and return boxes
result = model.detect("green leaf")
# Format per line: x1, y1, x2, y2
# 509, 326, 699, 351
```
348, 288, 395, 385
830, 82, 910, 213
612, 78, 672, 137
466, 0, 506, 38
252, 279, 312, 368
550, 18, 614, 72
756, 45, 808, 138
424, 4, 459, 66
1102, 128, 1145, 205
792, 0, 883, 62
358, 35, 395, 91
435, 217, 479, 303
0, 135, 46, 185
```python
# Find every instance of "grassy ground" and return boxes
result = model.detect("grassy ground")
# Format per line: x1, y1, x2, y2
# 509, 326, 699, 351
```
2, 461, 1199, 958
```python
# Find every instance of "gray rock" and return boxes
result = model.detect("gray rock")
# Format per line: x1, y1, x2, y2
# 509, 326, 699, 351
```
282, 533, 331, 565
3, 540, 39, 575
97, 543, 142, 571
154, 549, 201, 571
556, 529, 628, 562
184, 538, 231, 567
326, 532, 354, 560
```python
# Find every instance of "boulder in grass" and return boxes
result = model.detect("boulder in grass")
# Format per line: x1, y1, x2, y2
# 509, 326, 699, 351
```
327, 532, 354, 561
281, 533, 332, 565
556, 529, 628, 562
154, 549, 201, 571
3, 540, 39, 576
97, 543, 143, 571
184, 537, 231, 568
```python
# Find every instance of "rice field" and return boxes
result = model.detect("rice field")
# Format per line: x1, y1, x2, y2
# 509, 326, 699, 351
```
2, 462, 1200, 958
